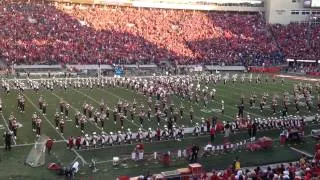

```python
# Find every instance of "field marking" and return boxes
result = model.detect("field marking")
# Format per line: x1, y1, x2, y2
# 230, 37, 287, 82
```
95, 159, 113, 164
276, 75, 320, 82
0, 139, 66, 149
0, 113, 17, 145
22, 93, 88, 165
289, 147, 314, 158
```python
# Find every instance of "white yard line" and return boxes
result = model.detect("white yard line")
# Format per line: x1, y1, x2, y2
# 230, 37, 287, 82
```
276, 75, 320, 82
289, 147, 314, 158
0, 113, 17, 145
95, 159, 113, 164
22, 93, 88, 165
0, 139, 66, 149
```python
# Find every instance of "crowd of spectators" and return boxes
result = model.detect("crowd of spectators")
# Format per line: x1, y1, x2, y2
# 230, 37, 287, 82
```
207, 156, 320, 179
0, 1, 318, 67
271, 23, 320, 61
0, 1, 282, 66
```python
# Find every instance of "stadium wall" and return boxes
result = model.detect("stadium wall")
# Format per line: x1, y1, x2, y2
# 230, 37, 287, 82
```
49, 0, 264, 11
49, 0, 320, 24
265, 0, 320, 25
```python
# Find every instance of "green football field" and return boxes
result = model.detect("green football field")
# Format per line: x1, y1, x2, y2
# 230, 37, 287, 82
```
0, 74, 320, 179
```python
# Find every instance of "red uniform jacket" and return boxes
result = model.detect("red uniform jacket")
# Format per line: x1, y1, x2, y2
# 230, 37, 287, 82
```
46, 139, 53, 149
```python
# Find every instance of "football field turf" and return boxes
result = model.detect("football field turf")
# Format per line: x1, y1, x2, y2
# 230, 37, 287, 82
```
0, 75, 320, 179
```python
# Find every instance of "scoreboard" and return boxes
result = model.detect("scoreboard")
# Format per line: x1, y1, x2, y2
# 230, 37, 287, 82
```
304, 0, 320, 8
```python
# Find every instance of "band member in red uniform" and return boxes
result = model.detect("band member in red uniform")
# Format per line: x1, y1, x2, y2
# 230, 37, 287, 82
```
11, 118, 18, 140
156, 127, 161, 141
67, 136, 74, 149
46, 138, 54, 154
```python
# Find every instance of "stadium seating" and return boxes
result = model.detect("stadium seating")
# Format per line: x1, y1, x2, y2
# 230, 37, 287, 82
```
207, 160, 319, 179
0, 1, 281, 65
1, 1, 318, 66
271, 23, 320, 61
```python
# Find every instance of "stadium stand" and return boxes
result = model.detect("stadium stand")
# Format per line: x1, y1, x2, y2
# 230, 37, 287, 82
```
271, 23, 320, 61
0, 1, 283, 66
205, 160, 319, 179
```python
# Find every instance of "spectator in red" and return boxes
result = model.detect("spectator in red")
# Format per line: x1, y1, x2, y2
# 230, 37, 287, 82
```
210, 170, 219, 180
45, 138, 54, 154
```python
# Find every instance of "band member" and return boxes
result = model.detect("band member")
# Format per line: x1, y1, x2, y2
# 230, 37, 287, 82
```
75, 111, 80, 128
11, 118, 18, 140
139, 111, 145, 127
146, 128, 153, 142
32, 112, 37, 132
130, 107, 135, 122
42, 100, 47, 115
80, 115, 85, 133
113, 107, 117, 124
190, 107, 194, 123
294, 96, 299, 113
156, 127, 161, 141
117, 99, 122, 113
53, 112, 59, 130
39, 95, 43, 110
100, 113, 106, 130
259, 98, 265, 112
20, 97, 25, 113
83, 102, 88, 115
238, 103, 244, 118
59, 99, 65, 113
119, 113, 124, 129
123, 101, 128, 117
65, 103, 70, 118
272, 98, 277, 115
249, 95, 254, 108
88, 105, 93, 119
221, 100, 224, 114
36, 117, 42, 137
147, 107, 152, 120
100, 100, 105, 113
156, 110, 161, 126
59, 118, 65, 135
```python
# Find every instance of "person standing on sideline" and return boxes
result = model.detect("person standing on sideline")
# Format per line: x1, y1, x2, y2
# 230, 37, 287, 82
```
210, 126, 215, 144
4, 130, 12, 151
191, 144, 199, 163
234, 157, 241, 171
